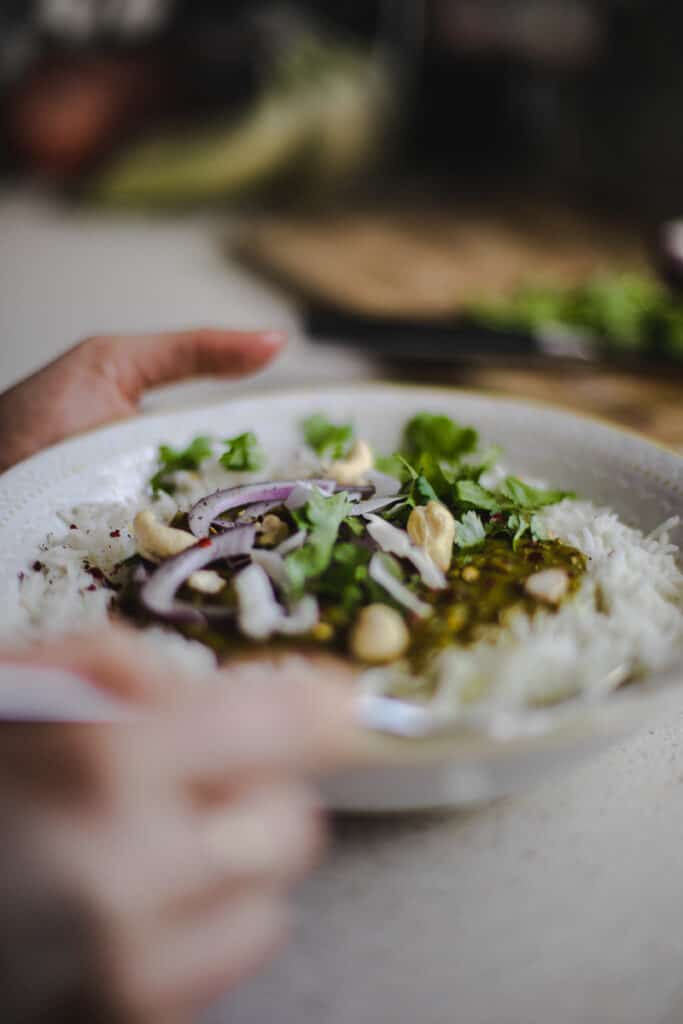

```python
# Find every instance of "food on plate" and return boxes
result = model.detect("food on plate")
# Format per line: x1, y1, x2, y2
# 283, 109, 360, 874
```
17, 411, 683, 725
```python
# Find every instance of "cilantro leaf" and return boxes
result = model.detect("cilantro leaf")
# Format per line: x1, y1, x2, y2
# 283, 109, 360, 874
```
150, 436, 213, 494
403, 413, 478, 461
374, 453, 406, 478
507, 512, 530, 549
285, 490, 352, 593
302, 413, 353, 459
530, 514, 549, 542
219, 431, 265, 472
454, 511, 486, 549
500, 477, 570, 509
455, 480, 501, 512
312, 542, 378, 616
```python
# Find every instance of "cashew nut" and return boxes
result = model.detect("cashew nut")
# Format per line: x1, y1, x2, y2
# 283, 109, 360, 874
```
407, 501, 456, 573
328, 440, 374, 486
524, 568, 569, 605
257, 514, 289, 547
133, 509, 225, 595
349, 603, 410, 663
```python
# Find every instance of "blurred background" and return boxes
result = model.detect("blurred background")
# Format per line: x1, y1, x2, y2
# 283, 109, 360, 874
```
1, 0, 682, 443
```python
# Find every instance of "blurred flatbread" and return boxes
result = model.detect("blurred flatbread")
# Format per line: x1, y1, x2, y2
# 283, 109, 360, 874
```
238, 204, 643, 318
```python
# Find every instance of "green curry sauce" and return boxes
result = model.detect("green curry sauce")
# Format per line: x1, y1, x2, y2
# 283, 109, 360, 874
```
117, 531, 586, 670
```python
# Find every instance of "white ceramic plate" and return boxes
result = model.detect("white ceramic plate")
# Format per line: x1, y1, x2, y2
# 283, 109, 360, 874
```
1, 385, 682, 811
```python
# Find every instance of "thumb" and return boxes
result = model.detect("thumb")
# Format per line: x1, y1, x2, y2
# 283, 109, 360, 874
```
113, 328, 286, 404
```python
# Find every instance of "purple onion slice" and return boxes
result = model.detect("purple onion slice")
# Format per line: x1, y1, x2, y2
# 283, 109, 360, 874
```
189, 480, 331, 538
212, 499, 283, 531
140, 526, 256, 625
189, 479, 374, 537
347, 495, 404, 517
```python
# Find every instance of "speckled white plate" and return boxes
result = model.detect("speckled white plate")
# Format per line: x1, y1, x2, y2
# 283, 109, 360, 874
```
1, 385, 682, 811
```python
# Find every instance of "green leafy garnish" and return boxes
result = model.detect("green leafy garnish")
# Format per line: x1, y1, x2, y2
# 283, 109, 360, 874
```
403, 413, 478, 461
286, 490, 352, 593
465, 272, 683, 360
455, 480, 501, 512
150, 436, 213, 494
499, 476, 570, 510
219, 431, 265, 472
302, 413, 353, 459
454, 511, 487, 549
374, 453, 406, 478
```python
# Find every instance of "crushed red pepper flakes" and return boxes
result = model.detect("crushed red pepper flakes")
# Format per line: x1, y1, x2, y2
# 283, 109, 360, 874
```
198, 538, 213, 549
110, 530, 121, 539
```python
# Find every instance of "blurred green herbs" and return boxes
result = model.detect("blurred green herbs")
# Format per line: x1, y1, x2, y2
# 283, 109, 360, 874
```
466, 273, 683, 360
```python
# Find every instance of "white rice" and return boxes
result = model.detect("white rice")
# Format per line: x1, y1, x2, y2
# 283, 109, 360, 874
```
10, 453, 683, 716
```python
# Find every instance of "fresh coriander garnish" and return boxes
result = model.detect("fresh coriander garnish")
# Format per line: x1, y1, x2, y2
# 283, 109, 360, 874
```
285, 489, 352, 593
302, 413, 353, 459
220, 431, 265, 472
150, 436, 213, 494
403, 412, 478, 461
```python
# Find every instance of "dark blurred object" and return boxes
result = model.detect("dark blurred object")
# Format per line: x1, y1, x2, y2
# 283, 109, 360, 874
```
89, 8, 389, 206
419, 0, 683, 224
655, 220, 683, 296
6, 52, 168, 174
4, 1, 683, 222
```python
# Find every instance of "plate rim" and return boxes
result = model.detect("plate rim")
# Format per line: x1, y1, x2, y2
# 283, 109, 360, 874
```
1, 380, 682, 492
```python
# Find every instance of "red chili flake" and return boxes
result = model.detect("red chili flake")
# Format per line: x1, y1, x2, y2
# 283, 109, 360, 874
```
88, 567, 105, 581
32, 561, 43, 572
86, 584, 97, 592
198, 538, 213, 548
490, 513, 505, 522
70, 524, 78, 531
110, 529, 121, 539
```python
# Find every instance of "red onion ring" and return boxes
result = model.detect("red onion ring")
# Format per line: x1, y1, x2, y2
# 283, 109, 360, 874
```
140, 526, 256, 625
188, 479, 373, 537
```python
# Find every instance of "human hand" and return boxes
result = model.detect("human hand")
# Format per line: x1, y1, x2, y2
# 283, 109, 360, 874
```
0, 632, 352, 1022
0, 328, 285, 473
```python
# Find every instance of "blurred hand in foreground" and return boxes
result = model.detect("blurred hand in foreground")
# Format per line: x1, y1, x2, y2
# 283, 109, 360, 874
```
0, 628, 353, 1023
0, 328, 285, 473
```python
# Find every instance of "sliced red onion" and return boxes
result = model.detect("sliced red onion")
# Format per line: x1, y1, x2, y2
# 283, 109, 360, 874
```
213, 499, 283, 529
284, 480, 336, 510
140, 526, 255, 624
369, 553, 432, 618
189, 479, 336, 537
364, 514, 446, 589
250, 549, 290, 592
275, 529, 307, 555
348, 495, 403, 517
366, 469, 402, 497
234, 563, 318, 639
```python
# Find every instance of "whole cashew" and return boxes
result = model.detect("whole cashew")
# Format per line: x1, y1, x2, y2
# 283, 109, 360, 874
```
328, 440, 374, 486
349, 603, 409, 663
133, 509, 225, 595
524, 568, 569, 605
407, 501, 456, 573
